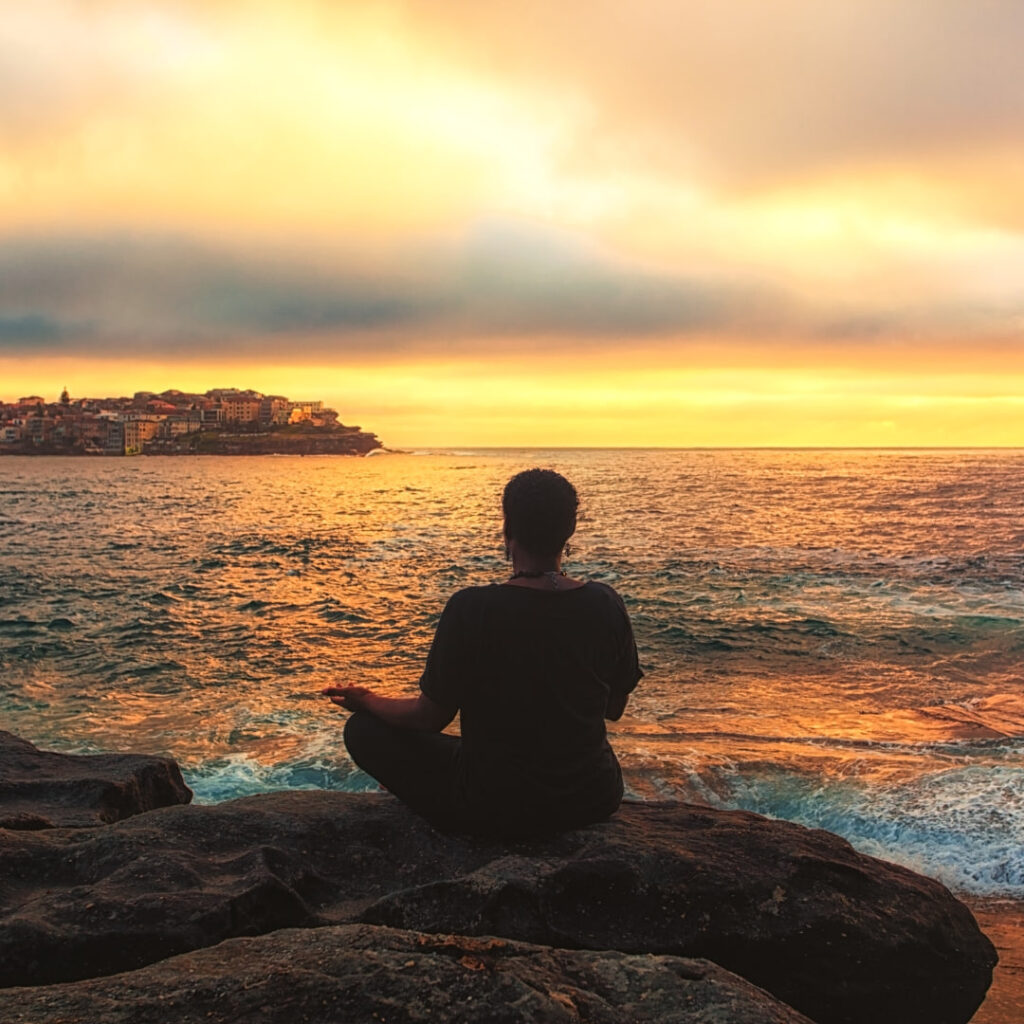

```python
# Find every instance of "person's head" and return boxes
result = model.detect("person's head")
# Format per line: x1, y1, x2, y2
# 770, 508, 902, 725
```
502, 469, 578, 558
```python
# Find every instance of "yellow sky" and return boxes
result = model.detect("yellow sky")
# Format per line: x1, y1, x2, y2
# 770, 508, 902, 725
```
2, 1, 1023, 446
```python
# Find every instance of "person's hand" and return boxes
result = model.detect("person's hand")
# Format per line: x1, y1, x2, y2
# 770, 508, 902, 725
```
321, 685, 372, 712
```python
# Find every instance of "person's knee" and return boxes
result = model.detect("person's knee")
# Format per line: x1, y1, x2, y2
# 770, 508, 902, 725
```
343, 710, 378, 766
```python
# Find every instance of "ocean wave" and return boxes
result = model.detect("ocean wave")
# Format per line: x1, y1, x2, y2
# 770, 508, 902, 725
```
185, 753, 376, 804
0, 618, 46, 636
719, 762, 1024, 898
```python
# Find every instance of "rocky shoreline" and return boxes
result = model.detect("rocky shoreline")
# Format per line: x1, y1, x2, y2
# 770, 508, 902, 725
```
0, 731, 997, 1023
0, 428, 384, 457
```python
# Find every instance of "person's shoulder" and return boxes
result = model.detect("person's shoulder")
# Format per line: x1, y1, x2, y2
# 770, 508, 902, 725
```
444, 584, 504, 610
582, 579, 626, 601
581, 580, 632, 615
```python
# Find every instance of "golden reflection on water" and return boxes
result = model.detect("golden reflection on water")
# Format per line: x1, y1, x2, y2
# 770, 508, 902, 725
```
7, 448, 1024, 945
3, 449, 1024, 822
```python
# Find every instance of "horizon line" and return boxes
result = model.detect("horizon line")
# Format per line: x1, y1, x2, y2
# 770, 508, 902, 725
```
403, 445, 1024, 452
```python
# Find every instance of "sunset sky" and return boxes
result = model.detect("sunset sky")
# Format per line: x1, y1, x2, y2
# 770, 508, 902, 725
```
2, 0, 1023, 446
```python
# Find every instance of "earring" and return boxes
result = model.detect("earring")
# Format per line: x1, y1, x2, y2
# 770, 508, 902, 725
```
564, 542, 571, 559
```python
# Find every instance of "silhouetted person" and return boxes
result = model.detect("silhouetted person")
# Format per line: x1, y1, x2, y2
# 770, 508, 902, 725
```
323, 468, 642, 837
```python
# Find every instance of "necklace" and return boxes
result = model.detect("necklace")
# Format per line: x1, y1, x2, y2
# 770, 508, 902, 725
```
510, 569, 566, 589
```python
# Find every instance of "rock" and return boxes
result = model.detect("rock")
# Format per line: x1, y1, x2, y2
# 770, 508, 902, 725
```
0, 790, 995, 1024
0, 924, 814, 1024
0, 731, 192, 829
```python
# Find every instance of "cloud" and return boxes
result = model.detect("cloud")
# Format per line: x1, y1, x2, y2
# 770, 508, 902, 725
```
5, 0, 1023, 252
0, 2, 220, 142
0, 223, 787, 356
394, 0, 1024, 201
440, 222, 775, 337
0, 220, 1018, 362
0, 235, 427, 352
8, 2, 1022, 189
0, 313, 70, 343
1, 2, 1021, 363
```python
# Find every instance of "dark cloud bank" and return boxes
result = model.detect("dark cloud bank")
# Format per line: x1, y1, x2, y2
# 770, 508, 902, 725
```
0, 224, 778, 356
0, 222, 1006, 360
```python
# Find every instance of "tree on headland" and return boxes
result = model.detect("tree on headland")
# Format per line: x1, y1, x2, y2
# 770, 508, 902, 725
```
60, 387, 70, 406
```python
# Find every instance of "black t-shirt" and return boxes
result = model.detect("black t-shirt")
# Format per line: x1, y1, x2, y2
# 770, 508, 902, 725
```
419, 581, 642, 833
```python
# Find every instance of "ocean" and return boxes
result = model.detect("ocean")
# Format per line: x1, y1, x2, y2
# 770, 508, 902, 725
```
2, 448, 1023, 902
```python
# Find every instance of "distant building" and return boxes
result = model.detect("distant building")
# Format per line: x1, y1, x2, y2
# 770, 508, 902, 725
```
159, 411, 203, 437
25, 415, 54, 445
260, 396, 291, 426
104, 420, 125, 455
121, 410, 166, 422
287, 400, 324, 424
220, 397, 262, 423
122, 418, 161, 455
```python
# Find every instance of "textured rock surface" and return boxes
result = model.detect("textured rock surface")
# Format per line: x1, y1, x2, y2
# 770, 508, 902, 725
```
0, 789, 995, 1024
0, 924, 814, 1024
0, 730, 192, 829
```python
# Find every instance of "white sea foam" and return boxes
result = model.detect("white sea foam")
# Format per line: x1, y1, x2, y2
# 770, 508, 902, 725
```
185, 754, 377, 805
719, 761, 1024, 898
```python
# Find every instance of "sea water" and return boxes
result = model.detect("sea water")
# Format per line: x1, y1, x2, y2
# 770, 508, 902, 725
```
2, 449, 1023, 898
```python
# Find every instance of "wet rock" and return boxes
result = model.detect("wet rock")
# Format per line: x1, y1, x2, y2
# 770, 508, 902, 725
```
0, 790, 995, 1024
0, 731, 192, 829
0, 924, 814, 1024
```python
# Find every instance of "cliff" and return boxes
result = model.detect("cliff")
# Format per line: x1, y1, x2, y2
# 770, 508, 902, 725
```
145, 426, 383, 456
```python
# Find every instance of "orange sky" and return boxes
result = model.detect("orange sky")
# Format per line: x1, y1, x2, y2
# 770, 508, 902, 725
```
2, 1, 1023, 447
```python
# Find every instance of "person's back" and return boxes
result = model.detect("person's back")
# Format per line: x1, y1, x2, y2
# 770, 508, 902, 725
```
420, 580, 640, 835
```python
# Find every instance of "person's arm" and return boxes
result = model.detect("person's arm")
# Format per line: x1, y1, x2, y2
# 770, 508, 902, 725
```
604, 589, 642, 722
605, 690, 629, 721
321, 685, 456, 732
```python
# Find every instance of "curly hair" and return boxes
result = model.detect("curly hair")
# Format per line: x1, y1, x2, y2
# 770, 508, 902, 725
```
502, 469, 579, 557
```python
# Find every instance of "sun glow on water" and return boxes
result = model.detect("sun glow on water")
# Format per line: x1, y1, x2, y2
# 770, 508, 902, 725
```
3, 449, 1024, 894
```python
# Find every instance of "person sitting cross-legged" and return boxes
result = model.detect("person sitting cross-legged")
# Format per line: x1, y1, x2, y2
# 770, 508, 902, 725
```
322, 468, 642, 838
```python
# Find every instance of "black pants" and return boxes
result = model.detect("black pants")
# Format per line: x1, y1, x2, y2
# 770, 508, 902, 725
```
343, 711, 471, 833
344, 711, 620, 838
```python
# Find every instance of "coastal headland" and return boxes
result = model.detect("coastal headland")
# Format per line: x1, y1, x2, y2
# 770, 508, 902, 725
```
0, 386, 382, 456
0, 731, 997, 1024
